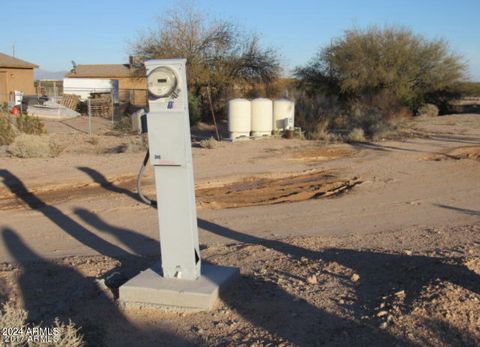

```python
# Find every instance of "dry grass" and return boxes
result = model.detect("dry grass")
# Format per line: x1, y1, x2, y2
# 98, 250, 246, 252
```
0, 115, 16, 145
0, 302, 84, 346
347, 128, 366, 142
199, 137, 222, 149
418, 104, 439, 117
308, 121, 341, 143
126, 136, 148, 153
86, 136, 99, 145
7, 134, 64, 158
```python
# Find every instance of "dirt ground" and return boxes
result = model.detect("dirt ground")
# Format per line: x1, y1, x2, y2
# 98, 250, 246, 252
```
0, 114, 479, 346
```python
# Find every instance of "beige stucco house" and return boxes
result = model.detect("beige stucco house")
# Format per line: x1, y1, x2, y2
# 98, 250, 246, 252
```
0, 52, 38, 103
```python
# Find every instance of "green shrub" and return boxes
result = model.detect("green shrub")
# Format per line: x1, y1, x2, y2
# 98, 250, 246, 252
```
0, 115, 16, 145
199, 137, 222, 149
296, 26, 465, 109
16, 114, 46, 135
188, 93, 203, 125
7, 134, 63, 158
417, 103, 439, 117
457, 81, 480, 97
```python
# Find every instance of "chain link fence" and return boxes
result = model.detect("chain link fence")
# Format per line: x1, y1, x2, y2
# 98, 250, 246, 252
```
2, 81, 148, 123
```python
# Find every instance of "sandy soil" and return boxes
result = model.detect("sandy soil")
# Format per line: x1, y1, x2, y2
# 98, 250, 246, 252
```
1, 115, 479, 261
0, 114, 479, 346
0, 224, 478, 346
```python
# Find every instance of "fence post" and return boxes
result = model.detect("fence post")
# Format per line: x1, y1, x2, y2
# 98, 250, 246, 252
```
87, 98, 92, 136
111, 89, 114, 124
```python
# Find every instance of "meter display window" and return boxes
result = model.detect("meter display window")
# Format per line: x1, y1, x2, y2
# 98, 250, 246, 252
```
148, 67, 178, 98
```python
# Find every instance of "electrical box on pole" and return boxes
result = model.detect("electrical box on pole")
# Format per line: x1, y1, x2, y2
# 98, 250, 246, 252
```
119, 59, 238, 310
146, 59, 201, 280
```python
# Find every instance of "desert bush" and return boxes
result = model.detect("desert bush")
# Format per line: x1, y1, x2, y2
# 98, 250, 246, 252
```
0, 302, 84, 347
294, 90, 395, 140
308, 120, 330, 141
417, 103, 439, 117
0, 301, 27, 330
294, 92, 343, 134
7, 134, 63, 158
49, 141, 65, 157
51, 318, 85, 347
457, 81, 480, 97
16, 114, 46, 135
113, 117, 134, 134
347, 128, 366, 142
188, 93, 202, 125
86, 136, 99, 145
126, 136, 148, 152
0, 115, 17, 145
199, 137, 222, 149
349, 105, 393, 139
295, 26, 465, 116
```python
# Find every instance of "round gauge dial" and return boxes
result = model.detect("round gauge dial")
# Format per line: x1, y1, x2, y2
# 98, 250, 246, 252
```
147, 67, 178, 98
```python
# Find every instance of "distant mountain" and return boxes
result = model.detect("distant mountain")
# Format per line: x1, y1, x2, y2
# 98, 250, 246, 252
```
34, 69, 67, 80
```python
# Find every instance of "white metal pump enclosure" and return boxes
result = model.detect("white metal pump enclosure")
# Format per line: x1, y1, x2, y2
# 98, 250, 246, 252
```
145, 59, 201, 280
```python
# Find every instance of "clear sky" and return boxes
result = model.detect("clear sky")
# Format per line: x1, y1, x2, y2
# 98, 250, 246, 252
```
1, 0, 479, 80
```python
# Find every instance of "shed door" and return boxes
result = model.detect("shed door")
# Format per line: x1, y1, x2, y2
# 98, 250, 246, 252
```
0, 72, 7, 104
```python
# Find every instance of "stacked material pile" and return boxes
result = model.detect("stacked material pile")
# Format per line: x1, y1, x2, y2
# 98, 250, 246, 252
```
61, 94, 81, 111
90, 94, 112, 119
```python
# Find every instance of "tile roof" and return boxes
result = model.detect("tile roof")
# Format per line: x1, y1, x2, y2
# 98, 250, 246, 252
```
0, 52, 38, 68
65, 64, 135, 78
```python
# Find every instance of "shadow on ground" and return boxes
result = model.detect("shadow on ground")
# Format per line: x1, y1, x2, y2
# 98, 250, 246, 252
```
0, 169, 196, 346
1, 228, 193, 347
199, 219, 480, 346
2, 168, 478, 345
434, 203, 480, 217
77, 166, 142, 203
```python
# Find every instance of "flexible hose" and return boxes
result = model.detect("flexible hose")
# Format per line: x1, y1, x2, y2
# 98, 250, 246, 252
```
137, 150, 157, 207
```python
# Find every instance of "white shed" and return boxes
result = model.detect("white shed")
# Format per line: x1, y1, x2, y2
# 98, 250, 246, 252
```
63, 78, 119, 101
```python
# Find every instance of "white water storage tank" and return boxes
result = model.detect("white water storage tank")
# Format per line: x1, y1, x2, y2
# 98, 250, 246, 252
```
228, 98, 251, 139
273, 99, 295, 130
251, 98, 273, 137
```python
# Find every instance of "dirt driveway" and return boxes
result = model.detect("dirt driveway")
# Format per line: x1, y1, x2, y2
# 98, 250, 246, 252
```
0, 115, 479, 262
0, 114, 479, 346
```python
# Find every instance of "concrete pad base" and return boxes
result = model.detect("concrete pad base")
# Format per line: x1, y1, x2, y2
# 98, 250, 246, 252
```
119, 263, 239, 311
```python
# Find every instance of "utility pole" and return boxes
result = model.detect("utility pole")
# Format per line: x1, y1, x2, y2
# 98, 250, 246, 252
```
12, 43, 15, 57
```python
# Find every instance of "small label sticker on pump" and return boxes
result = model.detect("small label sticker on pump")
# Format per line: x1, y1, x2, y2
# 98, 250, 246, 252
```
167, 101, 174, 109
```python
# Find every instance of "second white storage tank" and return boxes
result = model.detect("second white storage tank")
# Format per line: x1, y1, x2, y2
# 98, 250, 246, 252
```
273, 99, 295, 130
251, 98, 273, 136
228, 98, 251, 139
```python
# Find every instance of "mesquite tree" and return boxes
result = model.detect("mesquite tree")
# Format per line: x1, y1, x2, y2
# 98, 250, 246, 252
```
295, 26, 466, 113
131, 4, 281, 123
